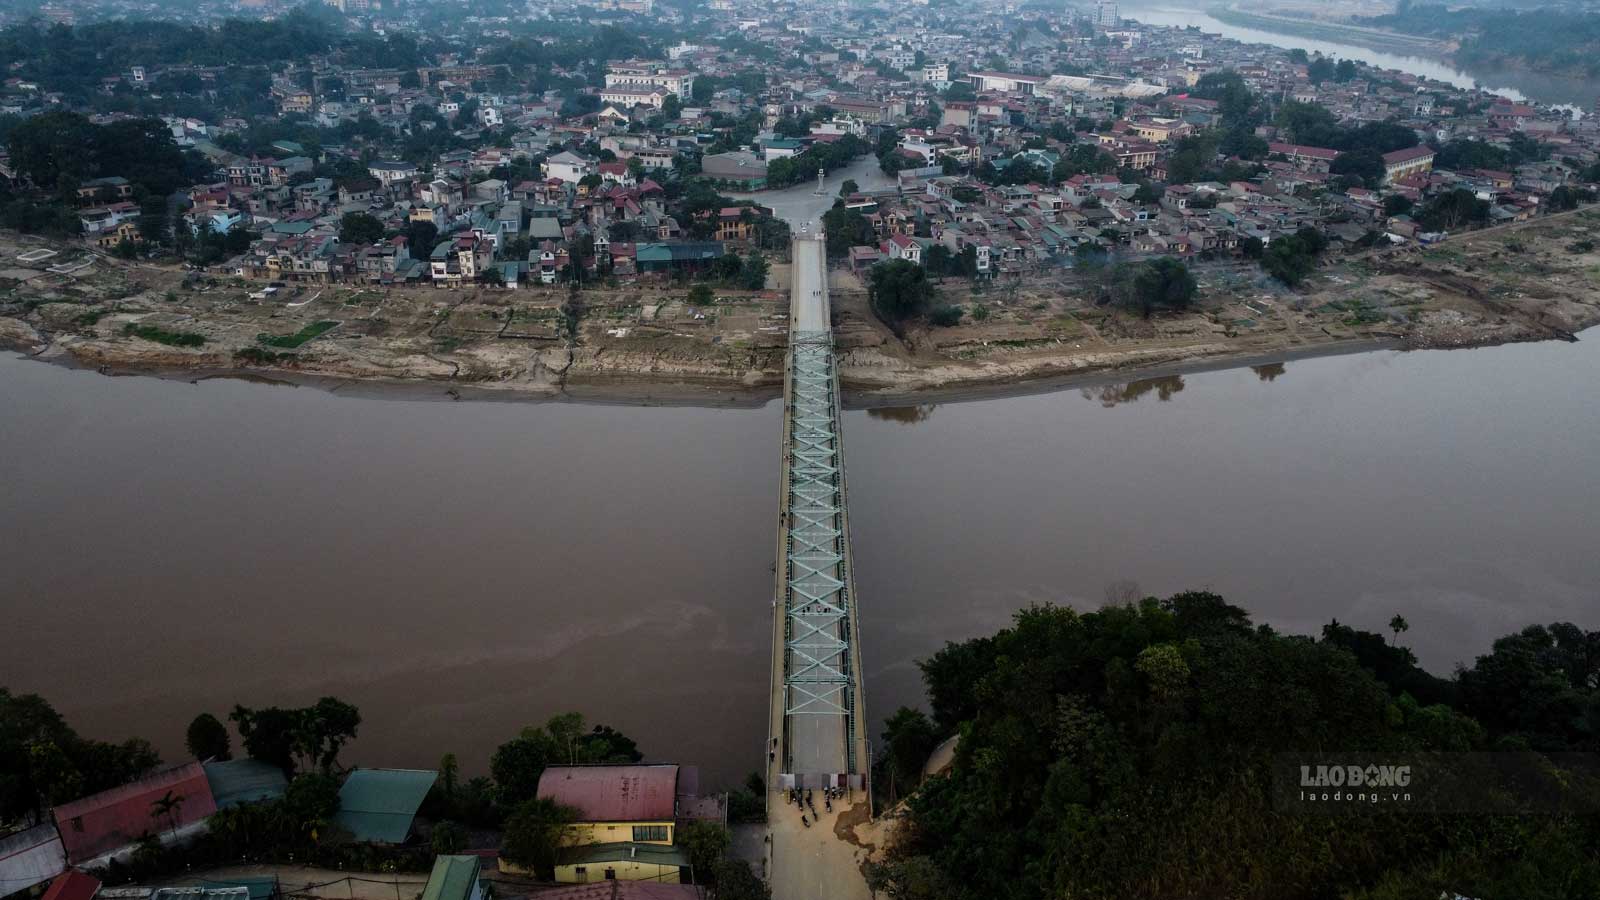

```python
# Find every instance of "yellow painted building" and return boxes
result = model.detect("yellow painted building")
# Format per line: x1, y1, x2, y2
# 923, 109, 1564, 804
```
553, 842, 686, 884
535, 764, 688, 884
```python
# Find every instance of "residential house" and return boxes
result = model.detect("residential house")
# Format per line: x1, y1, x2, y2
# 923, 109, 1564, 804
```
420, 856, 484, 900
332, 769, 437, 844
368, 160, 420, 185
0, 825, 67, 896
51, 762, 218, 866
546, 152, 596, 185
530, 765, 689, 884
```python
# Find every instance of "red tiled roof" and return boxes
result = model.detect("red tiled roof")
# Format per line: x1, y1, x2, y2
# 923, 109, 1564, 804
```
1269, 142, 1338, 161
1382, 146, 1435, 165
537, 765, 677, 823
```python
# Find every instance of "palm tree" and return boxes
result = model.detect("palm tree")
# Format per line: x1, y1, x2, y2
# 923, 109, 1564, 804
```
1389, 614, 1410, 645
151, 790, 185, 838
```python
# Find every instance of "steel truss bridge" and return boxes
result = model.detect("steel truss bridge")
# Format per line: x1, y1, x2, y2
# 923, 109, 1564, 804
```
768, 236, 870, 789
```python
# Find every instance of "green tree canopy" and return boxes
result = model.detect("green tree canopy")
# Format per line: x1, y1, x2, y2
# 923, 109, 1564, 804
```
185, 713, 232, 762
501, 797, 578, 879
887, 596, 1600, 900
867, 259, 934, 326
0, 689, 160, 821
338, 212, 386, 245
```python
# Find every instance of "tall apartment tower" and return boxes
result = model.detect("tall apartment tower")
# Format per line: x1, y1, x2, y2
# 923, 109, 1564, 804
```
1093, 0, 1119, 27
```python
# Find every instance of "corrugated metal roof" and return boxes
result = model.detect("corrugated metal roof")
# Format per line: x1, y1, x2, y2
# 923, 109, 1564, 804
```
40, 870, 100, 900
195, 878, 277, 900
52, 762, 217, 864
556, 842, 686, 867
334, 768, 436, 844
420, 855, 480, 900
0, 824, 66, 895
537, 765, 677, 823
532, 883, 698, 900
204, 760, 288, 810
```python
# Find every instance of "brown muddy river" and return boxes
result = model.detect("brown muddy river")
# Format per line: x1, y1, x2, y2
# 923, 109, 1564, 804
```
3, 338, 1598, 786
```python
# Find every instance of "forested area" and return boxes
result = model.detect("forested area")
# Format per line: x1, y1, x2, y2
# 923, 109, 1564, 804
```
1361, 1, 1600, 76
871, 594, 1600, 900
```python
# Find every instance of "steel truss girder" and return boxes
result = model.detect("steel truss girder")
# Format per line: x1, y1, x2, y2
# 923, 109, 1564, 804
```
782, 329, 855, 718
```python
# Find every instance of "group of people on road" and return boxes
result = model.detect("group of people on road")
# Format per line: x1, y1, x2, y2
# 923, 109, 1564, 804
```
786, 785, 846, 828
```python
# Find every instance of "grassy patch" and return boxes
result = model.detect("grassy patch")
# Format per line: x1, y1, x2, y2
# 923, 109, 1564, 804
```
123, 323, 205, 347
75, 308, 111, 327
257, 320, 338, 348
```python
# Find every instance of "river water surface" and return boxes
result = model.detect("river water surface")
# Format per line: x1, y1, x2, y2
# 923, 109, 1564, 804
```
3, 337, 1599, 785
1122, 2, 1596, 108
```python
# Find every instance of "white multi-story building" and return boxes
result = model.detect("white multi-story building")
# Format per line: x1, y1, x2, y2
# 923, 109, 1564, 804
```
604, 62, 695, 98
1094, 0, 1119, 27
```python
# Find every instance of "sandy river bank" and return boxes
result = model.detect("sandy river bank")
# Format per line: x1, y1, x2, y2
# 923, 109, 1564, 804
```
3, 208, 1599, 405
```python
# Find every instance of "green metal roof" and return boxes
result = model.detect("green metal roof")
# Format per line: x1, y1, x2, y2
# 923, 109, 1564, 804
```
557, 842, 688, 868
334, 768, 437, 844
204, 760, 288, 809
420, 855, 480, 900
197, 877, 278, 900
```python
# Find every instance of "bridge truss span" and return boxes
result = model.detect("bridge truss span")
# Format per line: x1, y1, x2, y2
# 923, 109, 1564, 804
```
771, 237, 869, 788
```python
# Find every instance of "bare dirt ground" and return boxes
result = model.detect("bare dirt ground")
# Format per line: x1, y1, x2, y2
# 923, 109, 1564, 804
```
831, 209, 1600, 399
0, 234, 789, 401
4, 209, 1598, 402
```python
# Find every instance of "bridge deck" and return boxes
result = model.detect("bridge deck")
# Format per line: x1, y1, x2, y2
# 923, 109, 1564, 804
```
768, 237, 869, 788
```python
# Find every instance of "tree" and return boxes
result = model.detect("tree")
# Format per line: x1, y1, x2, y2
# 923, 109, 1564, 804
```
406, 220, 439, 256
1307, 56, 1336, 85
867, 259, 934, 327
878, 707, 939, 805
492, 714, 641, 810
283, 771, 341, 841
839, 178, 858, 197
339, 211, 385, 245
185, 713, 231, 762
1260, 235, 1318, 286
1, 690, 162, 823
1108, 257, 1197, 317
821, 205, 872, 258
739, 251, 769, 290
501, 797, 577, 879
431, 820, 467, 854
151, 789, 185, 837
864, 857, 953, 900
1330, 149, 1385, 187
229, 698, 359, 776
138, 195, 170, 247
1335, 59, 1359, 82
710, 859, 770, 900
688, 283, 716, 306
1165, 132, 1220, 185
1418, 188, 1489, 231
679, 821, 732, 883
1389, 615, 1410, 644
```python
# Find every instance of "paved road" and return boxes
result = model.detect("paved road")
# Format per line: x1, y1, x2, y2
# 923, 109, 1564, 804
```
728, 155, 897, 230
791, 237, 828, 333
768, 791, 873, 900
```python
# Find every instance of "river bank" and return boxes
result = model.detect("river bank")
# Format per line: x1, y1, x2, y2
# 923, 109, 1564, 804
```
3, 209, 1599, 404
